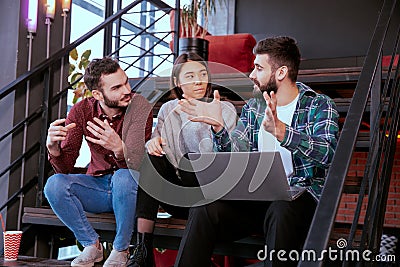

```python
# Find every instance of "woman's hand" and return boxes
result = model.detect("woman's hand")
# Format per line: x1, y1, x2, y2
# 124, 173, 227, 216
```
178, 90, 224, 132
146, 136, 166, 156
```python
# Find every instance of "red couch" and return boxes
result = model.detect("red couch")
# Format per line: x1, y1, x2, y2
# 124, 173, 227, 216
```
169, 10, 256, 73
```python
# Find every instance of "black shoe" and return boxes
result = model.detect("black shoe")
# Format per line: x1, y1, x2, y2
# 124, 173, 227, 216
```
127, 232, 154, 267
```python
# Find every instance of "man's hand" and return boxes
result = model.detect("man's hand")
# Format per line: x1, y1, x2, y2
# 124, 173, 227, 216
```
146, 136, 166, 157
86, 117, 124, 160
46, 118, 76, 157
178, 90, 224, 132
262, 91, 286, 142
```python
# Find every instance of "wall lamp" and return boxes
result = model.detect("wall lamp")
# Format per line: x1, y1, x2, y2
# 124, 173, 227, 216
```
62, 0, 72, 12
27, 0, 38, 33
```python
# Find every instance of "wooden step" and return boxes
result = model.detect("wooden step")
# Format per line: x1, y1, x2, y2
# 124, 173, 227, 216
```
22, 207, 264, 259
23, 207, 116, 231
343, 176, 368, 194
0, 256, 72, 266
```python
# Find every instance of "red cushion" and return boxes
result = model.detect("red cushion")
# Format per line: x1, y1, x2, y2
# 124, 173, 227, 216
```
169, 33, 256, 73
169, 10, 256, 73
382, 55, 399, 67
205, 33, 256, 73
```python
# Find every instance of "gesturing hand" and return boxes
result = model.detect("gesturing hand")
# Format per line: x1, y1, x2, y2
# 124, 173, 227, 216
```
262, 91, 286, 142
86, 117, 124, 159
178, 90, 224, 132
46, 118, 76, 157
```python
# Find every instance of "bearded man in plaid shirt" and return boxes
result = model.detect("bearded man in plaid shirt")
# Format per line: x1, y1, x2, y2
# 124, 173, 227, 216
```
176, 36, 340, 267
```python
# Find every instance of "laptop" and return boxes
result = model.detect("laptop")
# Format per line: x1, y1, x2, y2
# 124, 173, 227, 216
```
184, 151, 306, 201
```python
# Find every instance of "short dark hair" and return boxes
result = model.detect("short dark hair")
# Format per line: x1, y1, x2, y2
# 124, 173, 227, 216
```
253, 36, 301, 82
171, 52, 212, 99
84, 57, 120, 92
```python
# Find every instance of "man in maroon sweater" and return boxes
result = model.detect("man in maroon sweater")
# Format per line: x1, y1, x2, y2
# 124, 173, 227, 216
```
44, 57, 152, 267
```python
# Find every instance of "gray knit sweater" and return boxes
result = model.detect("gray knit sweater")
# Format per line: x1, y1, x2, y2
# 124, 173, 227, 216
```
149, 99, 237, 168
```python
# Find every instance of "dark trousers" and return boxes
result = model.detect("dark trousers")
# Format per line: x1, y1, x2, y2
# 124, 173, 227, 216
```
136, 155, 199, 222
175, 192, 317, 267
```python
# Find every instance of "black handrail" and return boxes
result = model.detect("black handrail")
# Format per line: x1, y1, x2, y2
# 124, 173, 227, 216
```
0, 142, 40, 179
122, 32, 171, 72
0, 177, 38, 213
109, 11, 171, 58
360, 61, 400, 253
346, 27, 400, 260
299, 0, 398, 266
0, 0, 144, 101
132, 53, 174, 92
0, 106, 42, 143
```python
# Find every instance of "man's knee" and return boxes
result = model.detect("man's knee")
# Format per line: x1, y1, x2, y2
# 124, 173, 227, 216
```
189, 201, 228, 225
111, 169, 139, 193
264, 199, 315, 236
265, 201, 295, 227
44, 173, 69, 201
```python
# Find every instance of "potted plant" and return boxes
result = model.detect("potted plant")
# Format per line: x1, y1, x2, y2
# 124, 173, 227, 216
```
178, 0, 224, 60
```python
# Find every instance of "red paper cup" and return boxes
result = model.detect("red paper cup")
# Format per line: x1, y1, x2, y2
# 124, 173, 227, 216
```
3, 231, 22, 261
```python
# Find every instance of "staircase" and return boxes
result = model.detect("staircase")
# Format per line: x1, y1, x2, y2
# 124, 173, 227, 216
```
300, 0, 400, 266
1, 0, 399, 265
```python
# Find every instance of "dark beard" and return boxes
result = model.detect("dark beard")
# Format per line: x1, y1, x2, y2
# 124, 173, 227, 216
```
252, 74, 278, 99
103, 94, 120, 108
103, 93, 131, 108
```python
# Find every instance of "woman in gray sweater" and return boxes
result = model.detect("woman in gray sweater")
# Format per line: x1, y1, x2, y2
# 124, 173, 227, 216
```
128, 52, 237, 267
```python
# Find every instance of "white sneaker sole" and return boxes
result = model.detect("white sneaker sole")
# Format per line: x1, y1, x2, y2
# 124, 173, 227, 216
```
71, 256, 103, 267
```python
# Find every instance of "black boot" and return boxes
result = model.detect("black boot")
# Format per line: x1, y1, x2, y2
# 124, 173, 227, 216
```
127, 232, 154, 267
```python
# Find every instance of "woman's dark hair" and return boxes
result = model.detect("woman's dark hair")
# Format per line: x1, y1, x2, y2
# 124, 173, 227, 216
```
253, 36, 301, 82
84, 57, 120, 92
170, 52, 212, 99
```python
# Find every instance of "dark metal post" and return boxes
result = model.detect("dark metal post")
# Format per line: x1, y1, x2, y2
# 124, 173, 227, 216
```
104, 0, 114, 57
37, 68, 51, 207
148, 5, 156, 73
370, 53, 381, 187
139, 1, 148, 77
173, 0, 180, 61
114, 0, 122, 59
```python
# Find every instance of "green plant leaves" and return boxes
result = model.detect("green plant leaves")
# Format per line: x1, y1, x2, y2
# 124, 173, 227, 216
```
70, 48, 78, 61
81, 50, 91, 60
69, 63, 76, 76
69, 49, 92, 104
70, 73, 83, 84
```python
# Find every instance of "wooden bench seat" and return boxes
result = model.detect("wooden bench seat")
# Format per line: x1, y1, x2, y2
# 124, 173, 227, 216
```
22, 207, 264, 259
22, 206, 370, 262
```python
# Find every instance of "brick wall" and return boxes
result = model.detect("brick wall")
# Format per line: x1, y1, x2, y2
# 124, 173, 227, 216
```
336, 141, 400, 228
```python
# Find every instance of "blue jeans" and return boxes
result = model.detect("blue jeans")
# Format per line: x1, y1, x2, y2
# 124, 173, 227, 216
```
44, 169, 139, 251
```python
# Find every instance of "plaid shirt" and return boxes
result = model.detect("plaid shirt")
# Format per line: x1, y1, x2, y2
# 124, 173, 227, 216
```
213, 82, 339, 200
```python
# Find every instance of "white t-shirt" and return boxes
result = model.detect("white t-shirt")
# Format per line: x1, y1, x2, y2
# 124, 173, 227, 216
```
258, 94, 299, 177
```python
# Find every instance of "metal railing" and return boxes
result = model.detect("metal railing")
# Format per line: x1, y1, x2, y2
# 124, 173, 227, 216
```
300, 0, 400, 266
0, 0, 180, 228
